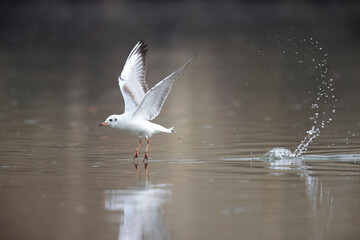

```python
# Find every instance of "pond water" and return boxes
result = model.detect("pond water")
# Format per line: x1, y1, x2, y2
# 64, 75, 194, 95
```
1, 2, 360, 240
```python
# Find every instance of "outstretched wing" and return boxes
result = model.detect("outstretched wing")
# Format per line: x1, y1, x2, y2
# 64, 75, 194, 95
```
118, 40, 149, 114
132, 58, 193, 121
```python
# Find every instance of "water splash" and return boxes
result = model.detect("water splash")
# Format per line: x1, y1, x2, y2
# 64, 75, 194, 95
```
292, 38, 336, 157
265, 37, 336, 159
293, 126, 320, 157
263, 148, 295, 160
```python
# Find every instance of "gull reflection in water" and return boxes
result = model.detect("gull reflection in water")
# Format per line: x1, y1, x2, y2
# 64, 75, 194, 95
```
104, 162, 171, 240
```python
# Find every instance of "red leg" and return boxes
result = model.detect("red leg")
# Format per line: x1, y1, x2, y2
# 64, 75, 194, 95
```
144, 138, 150, 160
133, 138, 142, 159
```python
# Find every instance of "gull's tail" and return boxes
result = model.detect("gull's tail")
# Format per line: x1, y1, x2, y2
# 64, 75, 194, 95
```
162, 127, 175, 133
160, 126, 175, 134
152, 122, 175, 134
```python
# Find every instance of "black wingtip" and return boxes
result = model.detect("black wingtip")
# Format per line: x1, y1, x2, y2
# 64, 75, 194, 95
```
138, 39, 148, 54
181, 57, 194, 71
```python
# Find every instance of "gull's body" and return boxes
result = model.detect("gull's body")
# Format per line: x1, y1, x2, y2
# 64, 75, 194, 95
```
100, 40, 191, 159
106, 113, 174, 138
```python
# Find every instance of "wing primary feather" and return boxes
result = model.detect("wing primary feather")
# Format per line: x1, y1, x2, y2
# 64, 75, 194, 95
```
126, 40, 148, 62
128, 40, 148, 89
137, 40, 149, 92
132, 57, 193, 120
118, 40, 150, 114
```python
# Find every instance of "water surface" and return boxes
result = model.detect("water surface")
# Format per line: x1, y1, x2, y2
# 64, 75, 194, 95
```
1, 2, 360, 240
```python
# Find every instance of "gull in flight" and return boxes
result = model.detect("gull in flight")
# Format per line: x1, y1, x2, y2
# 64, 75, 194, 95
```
100, 40, 192, 160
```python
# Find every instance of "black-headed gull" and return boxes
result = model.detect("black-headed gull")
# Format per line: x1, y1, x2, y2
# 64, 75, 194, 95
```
100, 40, 192, 160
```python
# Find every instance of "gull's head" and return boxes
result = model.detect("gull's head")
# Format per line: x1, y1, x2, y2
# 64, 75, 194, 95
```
99, 115, 119, 128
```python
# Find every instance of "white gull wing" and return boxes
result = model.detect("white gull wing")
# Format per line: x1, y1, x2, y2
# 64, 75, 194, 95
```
118, 40, 149, 114
132, 58, 192, 121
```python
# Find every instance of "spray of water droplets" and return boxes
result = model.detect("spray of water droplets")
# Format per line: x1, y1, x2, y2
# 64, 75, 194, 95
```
292, 38, 337, 157
265, 36, 337, 159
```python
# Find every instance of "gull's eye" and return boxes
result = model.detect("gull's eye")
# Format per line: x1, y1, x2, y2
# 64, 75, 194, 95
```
115, 118, 117, 121
109, 119, 112, 122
